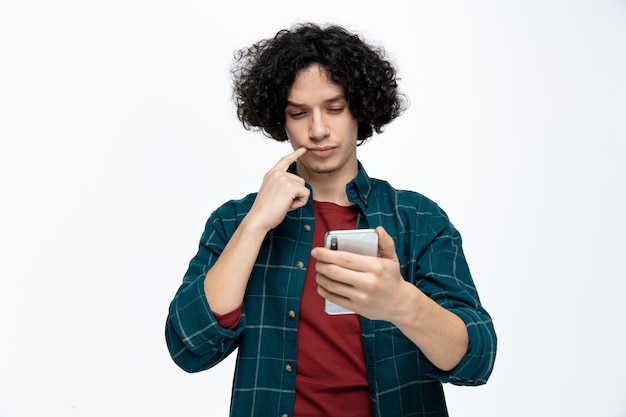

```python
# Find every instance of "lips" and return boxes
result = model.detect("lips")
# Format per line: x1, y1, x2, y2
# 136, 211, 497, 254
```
308, 147, 335, 158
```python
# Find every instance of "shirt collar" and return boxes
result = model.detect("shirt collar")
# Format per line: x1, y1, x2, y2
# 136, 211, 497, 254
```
346, 161, 373, 208
287, 160, 373, 208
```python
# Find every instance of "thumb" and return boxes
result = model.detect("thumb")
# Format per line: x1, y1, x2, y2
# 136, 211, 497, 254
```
376, 226, 398, 261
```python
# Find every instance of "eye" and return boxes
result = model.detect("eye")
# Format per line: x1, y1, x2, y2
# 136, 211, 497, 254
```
327, 107, 344, 114
289, 111, 306, 119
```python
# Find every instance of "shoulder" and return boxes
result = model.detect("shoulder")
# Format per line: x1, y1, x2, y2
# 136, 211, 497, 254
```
370, 177, 447, 217
213, 192, 257, 214
195, 192, 259, 244
367, 177, 458, 241
204, 192, 258, 228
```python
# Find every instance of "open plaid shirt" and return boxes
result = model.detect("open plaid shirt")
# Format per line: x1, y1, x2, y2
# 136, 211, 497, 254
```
166, 162, 496, 417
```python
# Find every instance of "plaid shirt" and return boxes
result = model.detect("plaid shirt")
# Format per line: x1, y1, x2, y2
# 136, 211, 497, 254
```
166, 162, 496, 417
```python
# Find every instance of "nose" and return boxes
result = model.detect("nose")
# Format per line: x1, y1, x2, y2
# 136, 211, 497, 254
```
309, 110, 330, 141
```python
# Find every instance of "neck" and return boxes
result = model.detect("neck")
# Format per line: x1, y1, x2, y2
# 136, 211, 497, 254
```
310, 180, 352, 206
296, 162, 357, 206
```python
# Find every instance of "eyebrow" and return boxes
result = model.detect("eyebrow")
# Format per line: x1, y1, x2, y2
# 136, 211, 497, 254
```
286, 94, 347, 107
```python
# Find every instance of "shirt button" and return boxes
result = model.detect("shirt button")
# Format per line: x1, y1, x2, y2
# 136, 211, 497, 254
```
303, 224, 311, 232
296, 261, 304, 269
288, 310, 296, 319
285, 363, 293, 372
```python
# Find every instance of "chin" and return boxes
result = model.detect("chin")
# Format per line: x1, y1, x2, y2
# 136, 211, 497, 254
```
303, 160, 339, 175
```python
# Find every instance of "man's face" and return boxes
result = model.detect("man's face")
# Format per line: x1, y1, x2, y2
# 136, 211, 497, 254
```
284, 65, 359, 183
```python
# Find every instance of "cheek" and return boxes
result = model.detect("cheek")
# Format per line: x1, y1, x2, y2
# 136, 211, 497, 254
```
284, 123, 304, 144
345, 118, 359, 141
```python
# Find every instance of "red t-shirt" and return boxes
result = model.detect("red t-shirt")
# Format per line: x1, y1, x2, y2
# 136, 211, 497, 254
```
294, 201, 371, 417
214, 200, 371, 416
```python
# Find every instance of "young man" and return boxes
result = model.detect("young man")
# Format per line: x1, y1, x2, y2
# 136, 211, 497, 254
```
166, 23, 496, 417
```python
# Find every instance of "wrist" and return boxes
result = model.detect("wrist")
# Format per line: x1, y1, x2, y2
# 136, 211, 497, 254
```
389, 281, 426, 328
239, 214, 272, 238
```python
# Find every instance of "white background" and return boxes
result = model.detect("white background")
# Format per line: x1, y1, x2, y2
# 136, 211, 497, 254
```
1, 1, 625, 416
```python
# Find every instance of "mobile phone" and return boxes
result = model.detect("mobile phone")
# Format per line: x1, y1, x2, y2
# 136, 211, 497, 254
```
323, 228, 379, 315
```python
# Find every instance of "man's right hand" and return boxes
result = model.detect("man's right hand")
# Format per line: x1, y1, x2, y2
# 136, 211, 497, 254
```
246, 147, 309, 233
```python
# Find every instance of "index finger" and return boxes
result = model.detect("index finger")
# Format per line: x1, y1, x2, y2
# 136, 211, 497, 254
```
312, 247, 374, 273
273, 147, 307, 171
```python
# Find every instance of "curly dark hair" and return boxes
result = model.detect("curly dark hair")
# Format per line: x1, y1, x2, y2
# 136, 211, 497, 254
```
231, 22, 407, 144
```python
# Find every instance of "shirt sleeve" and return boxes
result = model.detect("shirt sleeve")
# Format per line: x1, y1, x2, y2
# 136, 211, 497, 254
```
415, 205, 497, 386
165, 203, 247, 373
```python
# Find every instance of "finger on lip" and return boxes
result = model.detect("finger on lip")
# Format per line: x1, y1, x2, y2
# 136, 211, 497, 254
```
275, 147, 308, 171
293, 147, 307, 161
